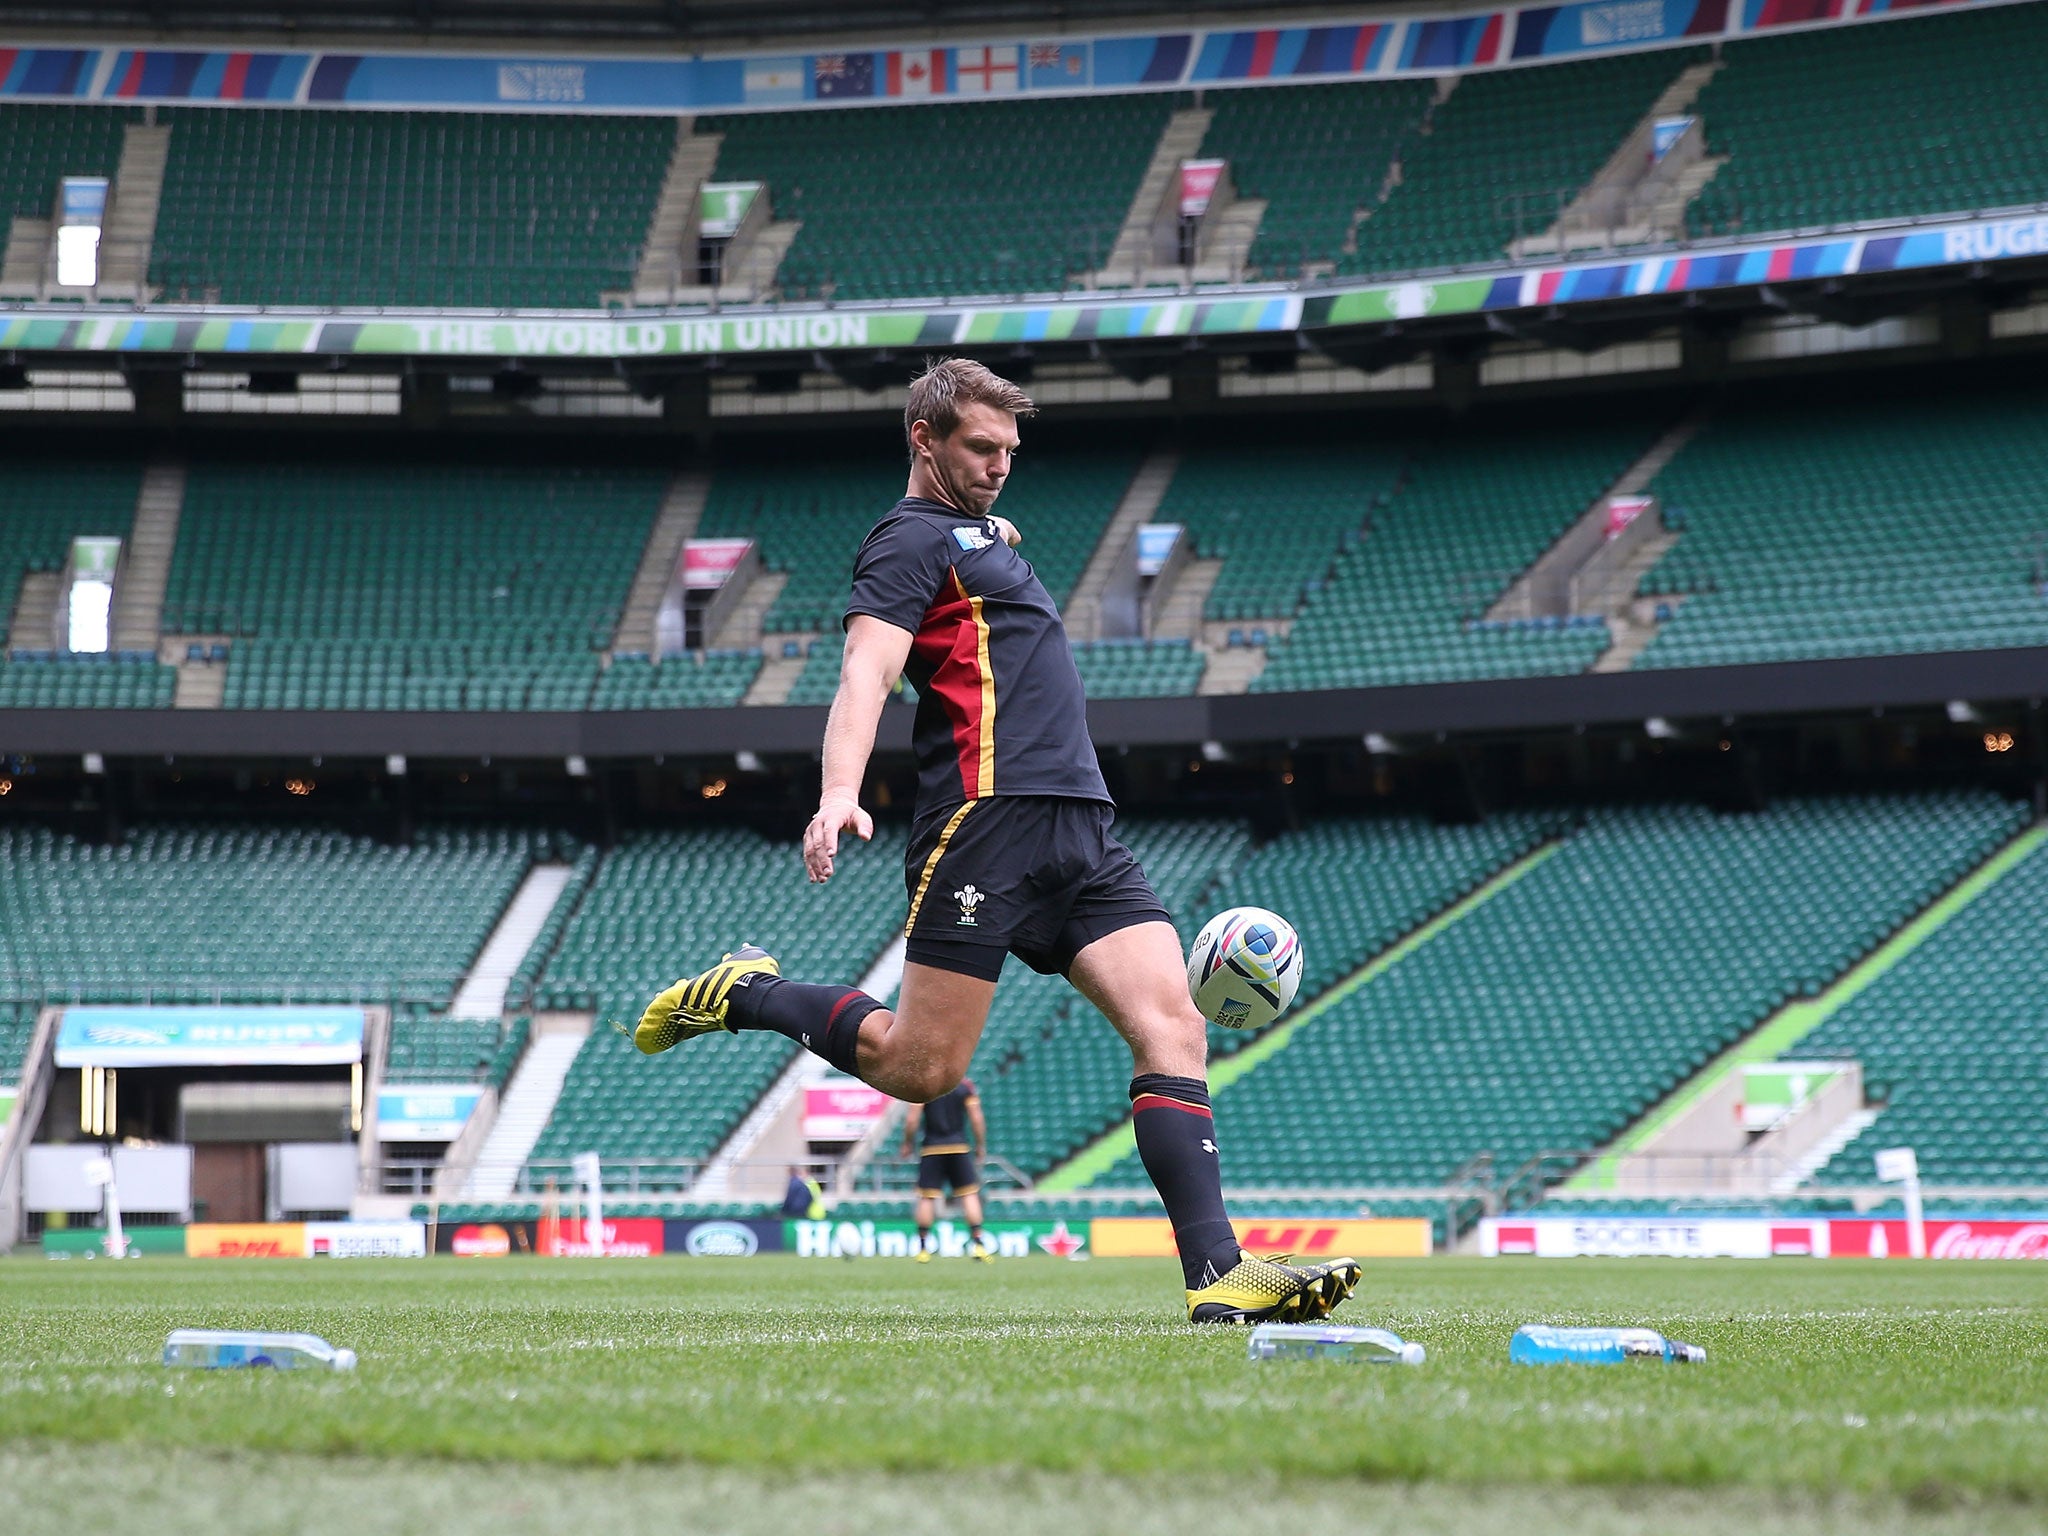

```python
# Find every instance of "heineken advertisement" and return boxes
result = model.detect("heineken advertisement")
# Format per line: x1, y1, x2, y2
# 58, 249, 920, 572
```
0, 210, 2038, 363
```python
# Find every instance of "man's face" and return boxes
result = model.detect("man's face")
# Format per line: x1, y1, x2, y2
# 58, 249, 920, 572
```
914, 400, 1019, 516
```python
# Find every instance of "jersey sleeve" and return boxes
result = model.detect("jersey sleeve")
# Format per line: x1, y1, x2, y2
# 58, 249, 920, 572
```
845, 517, 953, 634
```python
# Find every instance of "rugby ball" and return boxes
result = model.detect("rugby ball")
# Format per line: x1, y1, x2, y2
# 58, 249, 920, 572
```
1187, 907, 1303, 1031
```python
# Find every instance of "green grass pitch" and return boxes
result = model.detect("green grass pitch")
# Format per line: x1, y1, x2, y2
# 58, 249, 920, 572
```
4, 1255, 2046, 1534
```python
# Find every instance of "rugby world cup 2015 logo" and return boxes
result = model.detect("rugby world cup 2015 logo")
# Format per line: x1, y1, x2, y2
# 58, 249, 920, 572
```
953, 884, 985, 927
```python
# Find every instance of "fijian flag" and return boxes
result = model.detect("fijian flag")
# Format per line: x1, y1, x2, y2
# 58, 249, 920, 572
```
1027, 43, 1088, 88
813, 52, 876, 98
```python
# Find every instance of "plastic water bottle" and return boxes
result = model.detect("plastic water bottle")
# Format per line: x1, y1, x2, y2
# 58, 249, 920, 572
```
1509, 1325, 1704, 1365
1248, 1323, 1425, 1365
163, 1329, 357, 1371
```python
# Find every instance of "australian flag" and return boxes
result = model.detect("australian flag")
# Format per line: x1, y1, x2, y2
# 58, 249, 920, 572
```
813, 53, 876, 98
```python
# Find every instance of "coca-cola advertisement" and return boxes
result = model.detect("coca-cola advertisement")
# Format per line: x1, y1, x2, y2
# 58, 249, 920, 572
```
1829, 1219, 2048, 1260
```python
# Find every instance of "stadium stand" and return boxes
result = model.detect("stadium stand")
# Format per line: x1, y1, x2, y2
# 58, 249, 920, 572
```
700, 95, 1175, 300
526, 823, 908, 1172
0, 823, 536, 1012
1686, 5, 2048, 241
166, 458, 662, 711
384, 1010, 527, 1089
1344, 50, 1698, 276
1798, 835, 2048, 1186
1069, 638, 1205, 698
0, 104, 137, 227
0, 460, 177, 706
1090, 793, 2025, 1189
1161, 441, 1405, 623
696, 447, 1135, 636
1635, 388, 2048, 669
1193, 81, 1434, 280
590, 651, 763, 710
150, 109, 675, 308
1254, 420, 1658, 690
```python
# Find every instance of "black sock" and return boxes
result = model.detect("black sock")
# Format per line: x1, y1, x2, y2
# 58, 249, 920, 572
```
917, 1222, 932, 1253
1130, 1073, 1241, 1289
727, 974, 883, 1076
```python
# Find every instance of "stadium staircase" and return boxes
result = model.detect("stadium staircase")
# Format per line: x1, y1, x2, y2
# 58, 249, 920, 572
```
464, 1020, 589, 1199
1063, 449, 1178, 642
521, 824, 909, 1181
1487, 412, 1702, 625
626, 121, 719, 306
688, 936, 907, 1201
94, 122, 170, 303
1573, 818, 2047, 1193
610, 469, 709, 658
1087, 105, 1211, 289
4, 573, 60, 656
1511, 61, 1725, 259
111, 461, 184, 656
448, 863, 576, 1022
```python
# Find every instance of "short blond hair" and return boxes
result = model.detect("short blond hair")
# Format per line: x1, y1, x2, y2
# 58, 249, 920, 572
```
904, 357, 1036, 458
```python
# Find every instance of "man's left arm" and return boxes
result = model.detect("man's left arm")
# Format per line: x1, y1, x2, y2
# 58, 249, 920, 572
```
968, 1095, 989, 1161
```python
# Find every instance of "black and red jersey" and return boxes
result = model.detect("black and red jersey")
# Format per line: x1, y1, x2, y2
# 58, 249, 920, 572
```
845, 496, 1109, 813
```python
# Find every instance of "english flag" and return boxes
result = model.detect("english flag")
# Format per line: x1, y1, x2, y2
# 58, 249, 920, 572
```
953, 44, 1020, 95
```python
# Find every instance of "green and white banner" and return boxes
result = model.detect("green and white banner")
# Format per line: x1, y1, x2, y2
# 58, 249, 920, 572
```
699, 182, 762, 239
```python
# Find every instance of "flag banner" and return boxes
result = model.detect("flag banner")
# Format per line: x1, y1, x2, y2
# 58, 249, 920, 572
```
952, 44, 1020, 94
885, 48, 948, 96
811, 53, 875, 98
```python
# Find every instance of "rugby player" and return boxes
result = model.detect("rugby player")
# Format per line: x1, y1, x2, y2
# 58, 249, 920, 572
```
635, 358, 1358, 1325
900, 1077, 993, 1262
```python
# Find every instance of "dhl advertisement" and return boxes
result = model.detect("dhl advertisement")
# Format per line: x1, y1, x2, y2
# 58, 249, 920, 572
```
1089, 1217, 1431, 1259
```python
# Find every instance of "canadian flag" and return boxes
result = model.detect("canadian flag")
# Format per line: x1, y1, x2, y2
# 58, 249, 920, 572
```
887, 49, 948, 97
953, 44, 1020, 95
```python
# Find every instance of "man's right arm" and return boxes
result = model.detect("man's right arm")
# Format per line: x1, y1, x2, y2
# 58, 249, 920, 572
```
802, 613, 913, 883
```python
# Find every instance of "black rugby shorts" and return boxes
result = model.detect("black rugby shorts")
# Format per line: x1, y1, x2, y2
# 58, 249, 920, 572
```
901, 796, 1170, 983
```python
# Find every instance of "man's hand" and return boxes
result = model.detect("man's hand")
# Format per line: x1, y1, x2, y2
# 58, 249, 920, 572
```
803, 792, 873, 883
991, 514, 1021, 548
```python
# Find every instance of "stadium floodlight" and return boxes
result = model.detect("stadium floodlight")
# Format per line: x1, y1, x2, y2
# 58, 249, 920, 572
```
81, 752, 104, 776
1644, 717, 1680, 740
385, 754, 407, 777
1945, 700, 1980, 724
735, 750, 764, 773
565, 755, 590, 778
1363, 732, 1400, 756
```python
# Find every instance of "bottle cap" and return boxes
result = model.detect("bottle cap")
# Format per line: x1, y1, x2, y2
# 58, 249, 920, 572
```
1398, 1342, 1425, 1366
333, 1348, 358, 1372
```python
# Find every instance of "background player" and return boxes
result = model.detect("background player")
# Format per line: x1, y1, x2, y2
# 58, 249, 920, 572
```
636, 358, 1358, 1325
901, 1078, 993, 1261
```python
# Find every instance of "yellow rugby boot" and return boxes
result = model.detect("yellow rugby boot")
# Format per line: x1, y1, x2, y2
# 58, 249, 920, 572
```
1184, 1252, 1326, 1325
631, 944, 780, 1054
1269, 1255, 1363, 1319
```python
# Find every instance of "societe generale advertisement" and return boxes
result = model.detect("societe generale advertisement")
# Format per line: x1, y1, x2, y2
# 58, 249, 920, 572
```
1090, 1217, 1430, 1259
1478, 1216, 1829, 1258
